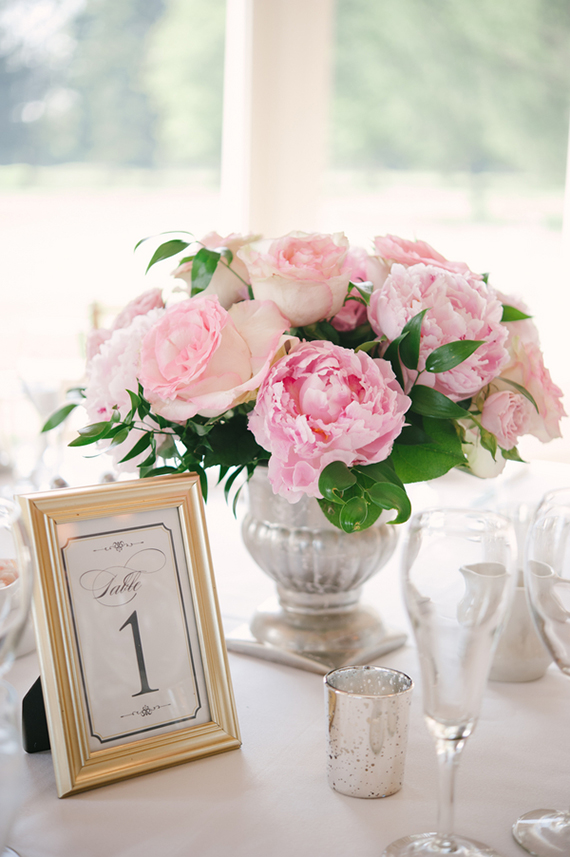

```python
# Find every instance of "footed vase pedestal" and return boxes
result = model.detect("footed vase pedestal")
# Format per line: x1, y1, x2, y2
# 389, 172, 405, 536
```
225, 468, 406, 674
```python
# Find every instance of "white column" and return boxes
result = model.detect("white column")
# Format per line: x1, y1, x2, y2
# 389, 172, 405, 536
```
220, 0, 334, 237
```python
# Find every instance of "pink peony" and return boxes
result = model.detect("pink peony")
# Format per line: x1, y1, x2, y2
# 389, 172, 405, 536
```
238, 231, 351, 327
498, 336, 565, 442
331, 246, 377, 332
112, 287, 165, 330
368, 263, 510, 401
331, 298, 368, 332
86, 328, 111, 363
492, 290, 565, 442
139, 295, 292, 422
85, 308, 165, 472
86, 288, 164, 363
248, 340, 410, 502
481, 391, 531, 450
373, 234, 482, 281
172, 232, 256, 309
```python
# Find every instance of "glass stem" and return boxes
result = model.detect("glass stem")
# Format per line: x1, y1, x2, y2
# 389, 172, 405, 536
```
434, 736, 466, 850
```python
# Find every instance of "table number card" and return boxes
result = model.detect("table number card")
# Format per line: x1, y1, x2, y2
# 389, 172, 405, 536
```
20, 475, 240, 796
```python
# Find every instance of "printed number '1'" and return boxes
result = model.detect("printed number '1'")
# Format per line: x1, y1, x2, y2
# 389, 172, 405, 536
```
120, 610, 159, 697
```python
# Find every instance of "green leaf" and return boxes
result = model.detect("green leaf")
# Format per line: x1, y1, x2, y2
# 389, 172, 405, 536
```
367, 482, 411, 524
339, 497, 368, 532
139, 465, 180, 478
410, 386, 469, 420
422, 416, 463, 457
156, 436, 179, 460
191, 247, 221, 295
126, 389, 141, 412
395, 424, 434, 445
353, 459, 405, 490
384, 333, 407, 389
77, 421, 115, 439
66, 386, 86, 398
41, 402, 79, 432
134, 230, 194, 253
502, 446, 527, 462
145, 239, 191, 273
109, 427, 130, 447
219, 247, 233, 265
337, 322, 375, 349
223, 465, 246, 504
318, 461, 357, 502
425, 340, 484, 374
118, 432, 152, 463
480, 428, 498, 459
355, 340, 380, 355
68, 434, 101, 448
317, 489, 382, 531
203, 414, 269, 468
391, 443, 465, 483
501, 304, 532, 322
346, 281, 373, 305
399, 309, 428, 371
138, 449, 157, 469
137, 396, 151, 420
299, 321, 341, 344
498, 377, 539, 413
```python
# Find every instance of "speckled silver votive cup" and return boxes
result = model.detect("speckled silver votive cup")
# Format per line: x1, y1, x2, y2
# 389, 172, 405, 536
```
324, 665, 413, 798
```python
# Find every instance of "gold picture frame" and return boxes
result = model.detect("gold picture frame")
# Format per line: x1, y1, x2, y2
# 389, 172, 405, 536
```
19, 474, 241, 797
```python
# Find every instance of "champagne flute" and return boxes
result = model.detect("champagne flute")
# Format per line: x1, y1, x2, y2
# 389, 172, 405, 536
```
512, 487, 570, 855
383, 508, 516, 857
0, 499, 34, 857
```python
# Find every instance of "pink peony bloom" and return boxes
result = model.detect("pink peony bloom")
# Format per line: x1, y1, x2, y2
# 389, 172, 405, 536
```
86, 288, 165, 363
498, 335, 565, 442
248, 340, 410, 502
86, 328, 111, 363
85, 308, 165, 472
331, 298, 368, 331
493, 290, 565, 442
481, 390, 531, 450
139, 295, 292, 422
331, 246, 379, 332
238, 231, 351, 327
172, 232, 256, 309
112, 287, 165, 331
373, 234, 482, 281
368, 263, 510, 401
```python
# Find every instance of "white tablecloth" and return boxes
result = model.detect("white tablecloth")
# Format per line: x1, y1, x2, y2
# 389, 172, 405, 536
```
8, 461, 570, 857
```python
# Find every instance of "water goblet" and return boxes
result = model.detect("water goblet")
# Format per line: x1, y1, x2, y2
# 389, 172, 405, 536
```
0, 499, 34, 857
512, 487, 570, 855
383, 508, 516, 857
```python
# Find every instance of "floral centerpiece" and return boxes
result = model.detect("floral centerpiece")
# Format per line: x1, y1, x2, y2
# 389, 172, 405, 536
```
46, 230, 565, 534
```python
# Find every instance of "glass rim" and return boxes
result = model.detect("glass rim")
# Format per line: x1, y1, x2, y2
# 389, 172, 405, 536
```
324, 665, 414, 698
409, 506, 514, 528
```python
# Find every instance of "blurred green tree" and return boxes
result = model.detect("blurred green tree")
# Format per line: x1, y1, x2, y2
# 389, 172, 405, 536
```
0, 0, 569, 180
144, 0, 226, 167
69, 0, 164, 166
333, 0, 570, 180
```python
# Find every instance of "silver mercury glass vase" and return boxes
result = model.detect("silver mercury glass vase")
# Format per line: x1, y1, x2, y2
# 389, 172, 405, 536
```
225, 466, 407, 673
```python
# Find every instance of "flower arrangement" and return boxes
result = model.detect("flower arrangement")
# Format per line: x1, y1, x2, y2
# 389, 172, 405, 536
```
45, 230, 565, 533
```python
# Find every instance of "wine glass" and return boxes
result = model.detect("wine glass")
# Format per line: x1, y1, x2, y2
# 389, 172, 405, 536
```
383, 508, 516, 857
0, 499, 34, 857
512, 487, 570, 855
